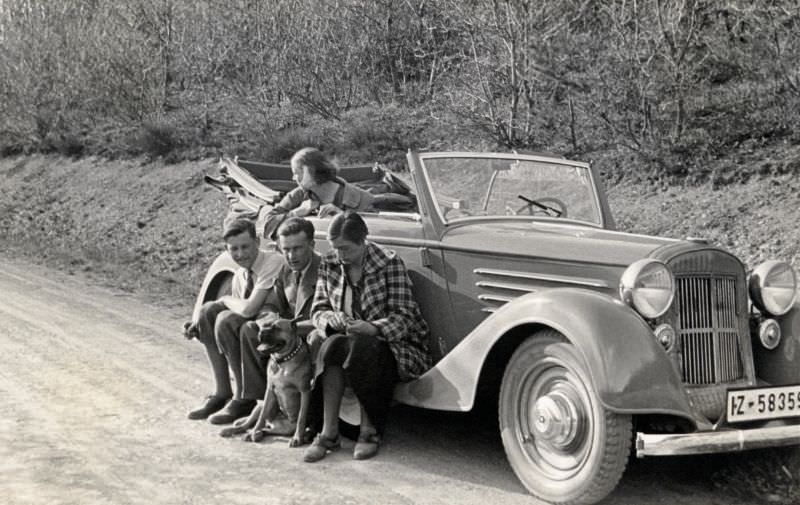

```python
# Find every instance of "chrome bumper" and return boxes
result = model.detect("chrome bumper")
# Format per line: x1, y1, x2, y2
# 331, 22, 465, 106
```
636, 425, 800, 457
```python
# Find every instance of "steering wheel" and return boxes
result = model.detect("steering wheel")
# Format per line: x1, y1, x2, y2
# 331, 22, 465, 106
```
514, 195, 567, 218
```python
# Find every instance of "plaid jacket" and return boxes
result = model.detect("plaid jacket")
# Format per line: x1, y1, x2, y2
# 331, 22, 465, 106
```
311, 241, 432, 381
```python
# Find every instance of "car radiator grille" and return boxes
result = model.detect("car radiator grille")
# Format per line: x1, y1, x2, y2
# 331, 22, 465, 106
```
675, 275, 743, 385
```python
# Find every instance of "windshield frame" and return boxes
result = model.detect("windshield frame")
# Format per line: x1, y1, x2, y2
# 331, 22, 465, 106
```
416, 151, 609, 230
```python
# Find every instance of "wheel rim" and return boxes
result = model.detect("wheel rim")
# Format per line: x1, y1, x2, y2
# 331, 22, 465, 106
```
516, 356, 595, 481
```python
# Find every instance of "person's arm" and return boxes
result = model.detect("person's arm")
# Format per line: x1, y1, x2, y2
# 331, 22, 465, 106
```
219, 286, 270, 319
309, 262, 349, 334
310, 263, 335, 331
262, 187, 313, 239
365, 257, 419, 343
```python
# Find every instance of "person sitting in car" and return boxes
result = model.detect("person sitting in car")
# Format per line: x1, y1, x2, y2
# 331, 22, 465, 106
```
263, 147, 376, 239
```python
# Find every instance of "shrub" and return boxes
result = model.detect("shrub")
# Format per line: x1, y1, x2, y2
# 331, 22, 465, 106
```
133, 122, 180, 158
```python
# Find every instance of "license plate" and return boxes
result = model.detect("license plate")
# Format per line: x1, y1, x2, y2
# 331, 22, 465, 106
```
727, 384, 800, 423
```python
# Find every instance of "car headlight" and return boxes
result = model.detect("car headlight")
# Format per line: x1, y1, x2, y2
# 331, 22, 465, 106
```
620, 259, 675, 319
749, 260, 797, 316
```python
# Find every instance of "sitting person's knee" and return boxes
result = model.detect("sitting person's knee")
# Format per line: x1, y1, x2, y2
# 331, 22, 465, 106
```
214, 310, 241, 335
239, 320, 260, 343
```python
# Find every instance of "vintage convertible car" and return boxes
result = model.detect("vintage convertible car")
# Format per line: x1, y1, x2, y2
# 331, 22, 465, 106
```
193, 151, 800, 505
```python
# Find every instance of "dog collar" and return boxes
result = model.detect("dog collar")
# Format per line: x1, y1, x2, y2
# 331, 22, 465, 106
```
272, 339, 303, 364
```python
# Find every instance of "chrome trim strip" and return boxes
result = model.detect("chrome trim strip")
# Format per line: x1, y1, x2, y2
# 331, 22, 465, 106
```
481, 307, 497, 313
350, 236, 440, 249
418, 151, 590, 169
376, 212, 422, 221
635, 425, 800, 457
478, 294, 514, 303
475, 268, 610, 288
475, 281, 538, 293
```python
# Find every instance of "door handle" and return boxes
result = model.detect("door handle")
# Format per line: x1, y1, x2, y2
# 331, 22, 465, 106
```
419, 247, 432, 268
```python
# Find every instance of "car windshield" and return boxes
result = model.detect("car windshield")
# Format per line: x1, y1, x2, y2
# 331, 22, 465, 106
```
420, 155, 602, 226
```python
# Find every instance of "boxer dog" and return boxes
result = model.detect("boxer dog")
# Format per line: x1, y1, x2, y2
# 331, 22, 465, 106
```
220, 318, 312, 447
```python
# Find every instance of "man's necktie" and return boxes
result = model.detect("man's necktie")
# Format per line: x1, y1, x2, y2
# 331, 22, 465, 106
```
243, 269, 254, 299
286, 270, 302, 312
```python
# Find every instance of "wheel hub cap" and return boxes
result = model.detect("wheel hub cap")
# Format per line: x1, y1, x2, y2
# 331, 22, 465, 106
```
531, 389, 580, 448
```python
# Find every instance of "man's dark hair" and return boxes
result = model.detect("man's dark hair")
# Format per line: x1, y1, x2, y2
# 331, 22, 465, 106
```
223, 218, 257, 241
277, 217, 315, 242
327, 211, 368, 244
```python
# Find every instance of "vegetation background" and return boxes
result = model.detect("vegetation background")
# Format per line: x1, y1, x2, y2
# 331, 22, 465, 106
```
1, 1, 800, 503
2, 0, 799, 182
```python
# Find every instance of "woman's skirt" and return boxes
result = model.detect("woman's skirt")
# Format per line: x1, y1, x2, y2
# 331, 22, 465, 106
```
312, 332, 399, 435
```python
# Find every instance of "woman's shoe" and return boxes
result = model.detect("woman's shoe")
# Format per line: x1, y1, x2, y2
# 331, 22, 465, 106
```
353, 432, 380, 460
303, 434, 341, 463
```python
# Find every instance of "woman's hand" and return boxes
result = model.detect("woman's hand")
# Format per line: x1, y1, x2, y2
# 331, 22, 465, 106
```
328, 311, 351, 332
318, 203, 343, 217
292, 199, 318, 217
346, 320, 379, 337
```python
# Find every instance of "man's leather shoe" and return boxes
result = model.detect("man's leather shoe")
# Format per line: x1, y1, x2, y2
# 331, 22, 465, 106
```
303, 434, 341, 463
208, 399, 256, 425
187, 395, 230, 420
353, 432, 380, 460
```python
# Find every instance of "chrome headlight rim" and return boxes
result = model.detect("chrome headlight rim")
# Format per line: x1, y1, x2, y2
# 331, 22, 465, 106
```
749, 260, 798, 317
620, 259, 676, 319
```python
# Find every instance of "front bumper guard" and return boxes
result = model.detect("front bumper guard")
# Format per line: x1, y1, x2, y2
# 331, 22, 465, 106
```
636, 424, 800, 457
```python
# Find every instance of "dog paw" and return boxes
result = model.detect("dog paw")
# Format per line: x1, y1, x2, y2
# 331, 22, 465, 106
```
219, 426, 243, 438
289, 436, 303, 448
244, 429, 265, 443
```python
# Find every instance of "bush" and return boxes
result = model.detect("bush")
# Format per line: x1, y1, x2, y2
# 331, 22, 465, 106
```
133, 122, 180, 158
41, 132, 86, 158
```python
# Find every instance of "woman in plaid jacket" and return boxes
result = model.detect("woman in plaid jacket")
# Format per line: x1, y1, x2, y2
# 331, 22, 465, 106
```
303, 211, 431, 463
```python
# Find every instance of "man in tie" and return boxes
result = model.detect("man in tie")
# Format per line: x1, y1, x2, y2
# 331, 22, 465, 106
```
184, 218, 284, 423
235, 217, 321, 426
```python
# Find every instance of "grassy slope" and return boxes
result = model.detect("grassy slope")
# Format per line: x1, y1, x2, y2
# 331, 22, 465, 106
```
1, 152, 799, 503
0, 155, 226, 307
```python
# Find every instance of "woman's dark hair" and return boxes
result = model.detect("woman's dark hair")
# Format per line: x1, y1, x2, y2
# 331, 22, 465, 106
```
291, 147, 338, 184
327, 211, 369, 244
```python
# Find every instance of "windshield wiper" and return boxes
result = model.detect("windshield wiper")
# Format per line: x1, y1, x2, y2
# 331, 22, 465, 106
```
518, 195, 563, 217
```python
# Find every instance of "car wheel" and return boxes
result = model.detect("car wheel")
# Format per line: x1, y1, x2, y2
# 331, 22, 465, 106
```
499, 329, 631, 505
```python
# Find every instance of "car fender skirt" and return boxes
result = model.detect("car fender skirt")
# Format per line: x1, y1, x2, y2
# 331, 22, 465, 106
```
395, 288, 695, 425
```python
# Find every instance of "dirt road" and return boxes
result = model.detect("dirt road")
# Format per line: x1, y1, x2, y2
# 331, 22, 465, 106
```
0, 257, 757, 505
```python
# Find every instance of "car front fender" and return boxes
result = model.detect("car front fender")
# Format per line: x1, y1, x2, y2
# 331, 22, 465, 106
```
753, 300, 800, 385
190, 252, 237, 322
395, 288, 695, 424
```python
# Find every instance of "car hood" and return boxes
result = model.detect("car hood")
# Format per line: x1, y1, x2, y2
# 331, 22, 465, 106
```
440, 220, 679, 266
